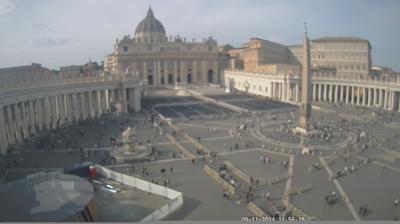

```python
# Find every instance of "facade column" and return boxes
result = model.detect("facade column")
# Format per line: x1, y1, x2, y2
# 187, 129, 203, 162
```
180, 60, 184, 84
182, 60, 187, 84
157, 60, 162, 85
213, 60, 219, 84
174, 60, 178, 84
164, 60, 168, 85
295, 83, 299, 102
351, 86, 355, 105
134, 87, 141, 112
143, 61, 148, 81
122, 87, 128, 114
192, 60, 197, 83
153, 60, 157, 86
202, 60, 207, 83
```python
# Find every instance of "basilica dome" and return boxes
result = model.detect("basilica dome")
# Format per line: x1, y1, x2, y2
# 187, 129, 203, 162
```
134, 7, 166, 36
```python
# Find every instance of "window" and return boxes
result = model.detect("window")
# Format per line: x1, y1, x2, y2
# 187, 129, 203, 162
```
123, 46, 128, 52
265, 87, 268, 92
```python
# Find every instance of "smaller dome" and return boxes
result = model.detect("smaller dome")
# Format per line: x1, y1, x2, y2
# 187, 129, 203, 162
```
134, 6, 166, 36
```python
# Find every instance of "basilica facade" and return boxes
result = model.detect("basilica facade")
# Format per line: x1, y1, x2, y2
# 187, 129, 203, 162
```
104, 7, 221, 86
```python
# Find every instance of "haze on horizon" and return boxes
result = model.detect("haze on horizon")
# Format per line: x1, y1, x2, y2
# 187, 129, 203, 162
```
0, 0, 399, 71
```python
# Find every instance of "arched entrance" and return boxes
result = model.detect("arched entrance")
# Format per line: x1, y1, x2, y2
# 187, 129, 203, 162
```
147, 75, 153, 85
187, 73, 192, 83
168, 74, 173, 84
208, 69, 213, 83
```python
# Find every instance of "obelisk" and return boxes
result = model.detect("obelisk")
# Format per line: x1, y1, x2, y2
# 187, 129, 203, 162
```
298, 23, 312, 134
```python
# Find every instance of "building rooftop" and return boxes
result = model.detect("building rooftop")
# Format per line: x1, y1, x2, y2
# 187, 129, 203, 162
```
312, 37, 369, 43
0, 171, 93, 222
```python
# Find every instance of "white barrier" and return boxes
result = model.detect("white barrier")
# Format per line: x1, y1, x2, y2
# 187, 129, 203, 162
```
95, 165, 183, 221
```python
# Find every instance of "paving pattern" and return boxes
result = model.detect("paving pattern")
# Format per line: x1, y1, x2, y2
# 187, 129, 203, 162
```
1, 86, 400, 221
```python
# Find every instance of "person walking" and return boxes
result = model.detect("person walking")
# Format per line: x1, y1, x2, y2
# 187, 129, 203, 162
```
395, 198, 399, 207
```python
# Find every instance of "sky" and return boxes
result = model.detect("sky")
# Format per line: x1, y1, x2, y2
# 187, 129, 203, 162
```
0, 0, 399, 71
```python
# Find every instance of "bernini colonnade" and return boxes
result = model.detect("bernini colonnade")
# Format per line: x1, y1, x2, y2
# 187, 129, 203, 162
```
225, 70, 400, 112
0, 76, 142, 155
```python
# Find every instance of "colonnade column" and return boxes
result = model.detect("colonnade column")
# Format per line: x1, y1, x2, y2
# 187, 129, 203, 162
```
20, 102, 29, 137
351, 86, 355, 105
334, 85, 339, 103
318, 84, 322, 101
368, 88, 372, 106
0, 108, 7, 155
37, 99, 44, 130
362, 87, 367, 106
312, 84, 316, 101
28, 100, 36, 134
374, 89, 378, 106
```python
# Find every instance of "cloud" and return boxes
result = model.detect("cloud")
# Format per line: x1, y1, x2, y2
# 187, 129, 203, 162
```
0, 0, 14, 17
33, 23, 55, 34
34, 37, 69, 47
